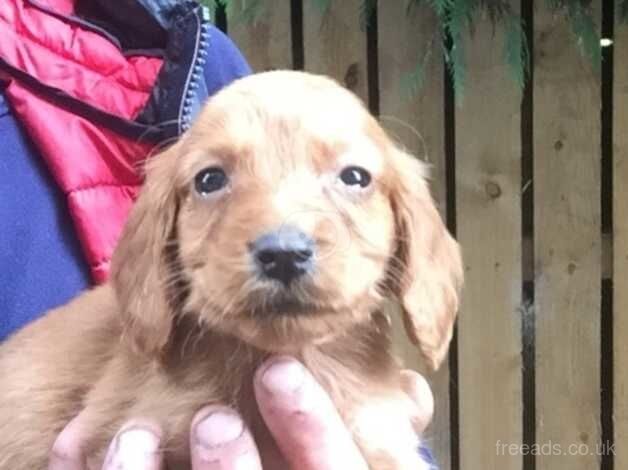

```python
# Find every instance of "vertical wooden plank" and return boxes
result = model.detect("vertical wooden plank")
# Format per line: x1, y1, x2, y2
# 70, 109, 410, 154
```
227, 1, 293, 72
614, 18, 628, 470
535, 7, 601, 470
303, 0, 368, 102
378, 4, 450, 470
455, 2, 522, 469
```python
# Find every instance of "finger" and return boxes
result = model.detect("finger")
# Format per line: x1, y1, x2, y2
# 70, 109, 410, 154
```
49, 414, 89, 470
400, 370, 434, 434
190, 406, 262, 470
102, 421, 163, 470
254, 356, 369, 470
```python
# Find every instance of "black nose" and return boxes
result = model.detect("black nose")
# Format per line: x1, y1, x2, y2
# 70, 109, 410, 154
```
250, 227, 315, 286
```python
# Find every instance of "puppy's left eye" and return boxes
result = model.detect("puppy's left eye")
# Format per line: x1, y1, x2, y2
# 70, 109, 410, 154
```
194, 167, 228, 195
339, 166, 371, 188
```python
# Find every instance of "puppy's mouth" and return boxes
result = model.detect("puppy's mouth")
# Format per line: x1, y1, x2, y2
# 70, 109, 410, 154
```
247, 292, 325, 317
212, 284, 374, 353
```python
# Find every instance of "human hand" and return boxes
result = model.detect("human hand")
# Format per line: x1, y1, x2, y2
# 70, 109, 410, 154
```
49, 356, 434, 469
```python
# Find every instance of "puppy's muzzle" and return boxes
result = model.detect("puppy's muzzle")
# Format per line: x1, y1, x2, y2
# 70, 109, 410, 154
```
250, 226, 315, 286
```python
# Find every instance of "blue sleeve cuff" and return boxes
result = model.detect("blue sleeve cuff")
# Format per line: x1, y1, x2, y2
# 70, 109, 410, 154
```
418, 444, 439, 469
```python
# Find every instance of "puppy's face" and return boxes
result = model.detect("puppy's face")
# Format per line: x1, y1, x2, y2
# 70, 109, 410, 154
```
112, 71, 463, 369
177, 74, 396, 350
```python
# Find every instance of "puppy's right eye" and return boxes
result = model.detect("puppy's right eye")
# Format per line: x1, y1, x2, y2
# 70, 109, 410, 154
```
194, 167, 228, 195
339, 166, 371, 188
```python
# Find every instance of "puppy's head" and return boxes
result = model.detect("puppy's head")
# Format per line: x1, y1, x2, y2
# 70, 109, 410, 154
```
111, 71, 462, 370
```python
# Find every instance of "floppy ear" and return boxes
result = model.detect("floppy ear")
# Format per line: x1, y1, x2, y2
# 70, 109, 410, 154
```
110, 144, 180, 357
390, 150, 463, 371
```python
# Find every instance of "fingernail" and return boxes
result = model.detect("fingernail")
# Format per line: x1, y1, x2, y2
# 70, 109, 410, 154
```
261, 358, 306, 395
115, 428, 160, 462
196, 410, 244, 449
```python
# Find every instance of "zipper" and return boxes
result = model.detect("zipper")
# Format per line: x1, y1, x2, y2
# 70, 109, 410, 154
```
180, 5, 211, 133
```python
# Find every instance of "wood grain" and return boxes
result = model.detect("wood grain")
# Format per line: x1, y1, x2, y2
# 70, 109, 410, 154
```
378, 3, 451, 469
614, 19, 628, 470
227, 1, 293, 72
303, 0, 368, 102
455, 2, 522, 468
534, 7, 601, 470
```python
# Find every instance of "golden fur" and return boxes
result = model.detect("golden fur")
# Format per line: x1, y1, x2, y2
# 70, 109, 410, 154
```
0, 71, 463, 469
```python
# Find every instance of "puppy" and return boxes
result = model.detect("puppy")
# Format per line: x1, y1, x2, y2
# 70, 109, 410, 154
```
0, 71, 462, 469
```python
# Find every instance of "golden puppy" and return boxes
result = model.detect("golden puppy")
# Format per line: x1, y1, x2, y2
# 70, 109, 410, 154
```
0, 71, 462, 469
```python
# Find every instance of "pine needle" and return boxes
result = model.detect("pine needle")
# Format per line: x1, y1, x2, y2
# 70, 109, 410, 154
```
566, 2, 601, 72
359, 0, 377, 30
503, 13, 529, 92
227, 0, 267, 25
401, 37, 436, 98
445, 0, 475, 103
195, 0, 606, 103
620, 0, 628, 22
310, 0, 332, 16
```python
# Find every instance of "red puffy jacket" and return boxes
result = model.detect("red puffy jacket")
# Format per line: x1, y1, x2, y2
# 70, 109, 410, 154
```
1, 0, 212, 281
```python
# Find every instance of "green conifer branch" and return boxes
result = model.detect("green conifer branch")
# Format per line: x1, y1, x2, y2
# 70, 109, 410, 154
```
198, 0, 605, 105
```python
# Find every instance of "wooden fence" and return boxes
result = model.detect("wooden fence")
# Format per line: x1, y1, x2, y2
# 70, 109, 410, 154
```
218, 1, 622, 469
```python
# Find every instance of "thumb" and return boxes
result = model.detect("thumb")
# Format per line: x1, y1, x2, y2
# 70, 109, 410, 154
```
49, 414, 89, 470
101, 421, 163, 470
